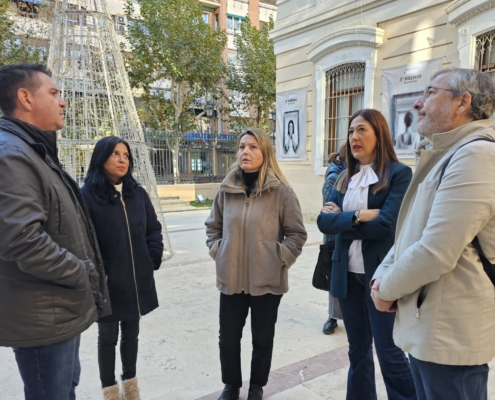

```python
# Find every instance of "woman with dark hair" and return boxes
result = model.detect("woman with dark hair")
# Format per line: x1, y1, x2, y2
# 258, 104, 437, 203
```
81, 136, 163, 400
317, 109, 416, 400
205, 128, 307, 400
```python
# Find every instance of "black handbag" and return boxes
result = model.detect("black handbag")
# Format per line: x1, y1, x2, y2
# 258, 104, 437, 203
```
312, 241, 334, 291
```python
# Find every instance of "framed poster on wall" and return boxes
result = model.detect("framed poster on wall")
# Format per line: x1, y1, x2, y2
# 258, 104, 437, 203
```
382, 58, 443, 158
282, 110, 300, 155
275, 88, 307, 161
391, 91, 423, 157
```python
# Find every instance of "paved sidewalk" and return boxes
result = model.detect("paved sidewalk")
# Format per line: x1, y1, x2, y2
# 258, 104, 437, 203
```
0, 209, 493, 399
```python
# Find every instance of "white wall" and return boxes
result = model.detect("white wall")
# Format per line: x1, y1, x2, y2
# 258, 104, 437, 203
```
271, 0, 485, 221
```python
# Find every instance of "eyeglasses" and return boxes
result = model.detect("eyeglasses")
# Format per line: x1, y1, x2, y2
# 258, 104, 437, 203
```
422, 86, 454, 100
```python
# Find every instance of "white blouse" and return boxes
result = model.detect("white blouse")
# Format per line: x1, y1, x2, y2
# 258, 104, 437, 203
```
342, 164, 379, 274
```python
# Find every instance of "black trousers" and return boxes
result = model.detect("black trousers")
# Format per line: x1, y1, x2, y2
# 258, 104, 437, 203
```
219, 292, 282, 388
97, 320, 140, 388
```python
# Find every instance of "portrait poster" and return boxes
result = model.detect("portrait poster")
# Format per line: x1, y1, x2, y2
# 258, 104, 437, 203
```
275, 87, 307, 161
382, 58, 443, 158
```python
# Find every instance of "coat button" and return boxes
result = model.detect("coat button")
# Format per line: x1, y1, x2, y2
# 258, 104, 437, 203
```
89, 263, 95, 270
104, 299, 108, 303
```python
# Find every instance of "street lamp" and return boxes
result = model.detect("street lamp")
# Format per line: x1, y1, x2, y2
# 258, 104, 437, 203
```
205, 104, 214, 135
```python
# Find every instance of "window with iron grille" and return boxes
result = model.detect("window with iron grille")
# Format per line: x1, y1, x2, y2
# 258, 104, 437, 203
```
324, 62, 365, 164
475, 30, 495, 81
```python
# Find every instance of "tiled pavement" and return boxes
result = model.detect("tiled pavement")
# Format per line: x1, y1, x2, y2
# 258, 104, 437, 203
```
0, 209, 493, 399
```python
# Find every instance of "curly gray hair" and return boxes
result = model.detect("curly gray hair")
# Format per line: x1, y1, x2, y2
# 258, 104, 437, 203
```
430, 68, 495, 120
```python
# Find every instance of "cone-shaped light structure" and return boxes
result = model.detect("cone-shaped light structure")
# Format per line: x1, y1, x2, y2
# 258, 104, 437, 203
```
48, 0, 172, 260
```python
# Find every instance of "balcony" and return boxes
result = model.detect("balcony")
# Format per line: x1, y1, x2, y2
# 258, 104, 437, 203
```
199, 0, 220, 9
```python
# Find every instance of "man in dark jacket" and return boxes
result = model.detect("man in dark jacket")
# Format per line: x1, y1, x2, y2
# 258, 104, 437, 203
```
0, 63, 111, 399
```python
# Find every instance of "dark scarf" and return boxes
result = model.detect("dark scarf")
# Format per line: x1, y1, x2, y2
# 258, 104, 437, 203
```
1, 116, 59, 163
241, 170, 260, 197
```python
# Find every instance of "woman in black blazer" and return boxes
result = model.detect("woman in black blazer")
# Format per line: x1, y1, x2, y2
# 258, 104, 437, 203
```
81, 136, 163, 400
317, 109, 415, 400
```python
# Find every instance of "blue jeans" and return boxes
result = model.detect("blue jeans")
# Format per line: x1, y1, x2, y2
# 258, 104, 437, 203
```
338, 272, 416, 400
409, 355, 488, 400
14, 334, 81, 400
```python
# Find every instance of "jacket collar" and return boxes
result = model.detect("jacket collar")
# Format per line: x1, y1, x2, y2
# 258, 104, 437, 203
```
431, 119, 495, 150
0, 117, 59, 163
220, 168, 280, 194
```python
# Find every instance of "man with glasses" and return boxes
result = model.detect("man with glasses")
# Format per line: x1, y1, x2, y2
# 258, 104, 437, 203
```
370, 68, 495, 399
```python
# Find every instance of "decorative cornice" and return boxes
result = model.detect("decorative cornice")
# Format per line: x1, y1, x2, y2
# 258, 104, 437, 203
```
306, 26, 384, 54
445, 0, 471, 14
309, 41, 380, 63
306, 26, 384, 63
450, 0, 495, 27
270, 0, 393, 43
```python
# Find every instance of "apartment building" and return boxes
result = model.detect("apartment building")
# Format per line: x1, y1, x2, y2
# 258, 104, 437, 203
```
7, 0, 276, 76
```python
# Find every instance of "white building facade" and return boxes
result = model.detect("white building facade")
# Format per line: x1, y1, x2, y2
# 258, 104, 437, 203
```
271, 0, 495, 222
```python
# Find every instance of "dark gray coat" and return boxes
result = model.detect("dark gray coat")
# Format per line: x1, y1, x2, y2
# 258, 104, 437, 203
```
0, 118, 111, 348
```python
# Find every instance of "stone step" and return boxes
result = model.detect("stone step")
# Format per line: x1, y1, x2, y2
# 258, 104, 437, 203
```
160, 196, 180, 200
160, 199, 190, 208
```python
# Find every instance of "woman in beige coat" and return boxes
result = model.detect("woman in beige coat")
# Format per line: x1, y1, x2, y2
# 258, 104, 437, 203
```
205, 128, 307, 400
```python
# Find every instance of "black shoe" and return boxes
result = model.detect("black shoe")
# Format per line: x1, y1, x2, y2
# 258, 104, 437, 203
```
247, 383, 263, 400
323, 317, 338, 335
218, 384, 240, 400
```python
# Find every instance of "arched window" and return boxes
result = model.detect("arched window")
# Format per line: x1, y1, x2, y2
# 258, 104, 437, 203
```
324, 62, 365, 163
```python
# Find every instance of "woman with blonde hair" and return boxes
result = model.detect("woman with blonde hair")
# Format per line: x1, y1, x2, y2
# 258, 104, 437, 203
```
206, 128, 307, 400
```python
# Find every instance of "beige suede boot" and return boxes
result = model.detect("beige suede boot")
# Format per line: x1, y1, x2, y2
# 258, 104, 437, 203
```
102, 384, 122, 400
122, 377, 141, 400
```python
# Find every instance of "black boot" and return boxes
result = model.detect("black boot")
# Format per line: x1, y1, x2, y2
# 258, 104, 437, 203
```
217, 384, 240, 400
323, 317, 338, 335
247, 383, 263, 400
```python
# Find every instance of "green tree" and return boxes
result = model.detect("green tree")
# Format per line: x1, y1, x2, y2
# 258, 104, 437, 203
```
124, 0, 227, 131
124, 0, 227, 181
225, 16, 275, 132
0, 0, 50, 67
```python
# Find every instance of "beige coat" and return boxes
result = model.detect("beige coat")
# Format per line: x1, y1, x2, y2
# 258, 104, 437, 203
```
373, 120, 495, 366
205, 169, 307, 296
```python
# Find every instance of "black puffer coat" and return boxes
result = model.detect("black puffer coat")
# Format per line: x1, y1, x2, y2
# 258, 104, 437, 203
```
81, 184, 163, 322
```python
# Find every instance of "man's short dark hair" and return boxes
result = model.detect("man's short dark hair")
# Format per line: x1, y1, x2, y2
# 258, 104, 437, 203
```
0, 64, 52, 116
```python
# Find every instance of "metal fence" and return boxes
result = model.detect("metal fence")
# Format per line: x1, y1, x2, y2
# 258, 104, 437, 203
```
144, 130, 239, 185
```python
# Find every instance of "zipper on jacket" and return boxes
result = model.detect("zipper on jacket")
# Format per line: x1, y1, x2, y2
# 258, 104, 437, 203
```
120, 195, 142, 318
415, 285, 428, 321
240, 196, 251, 291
